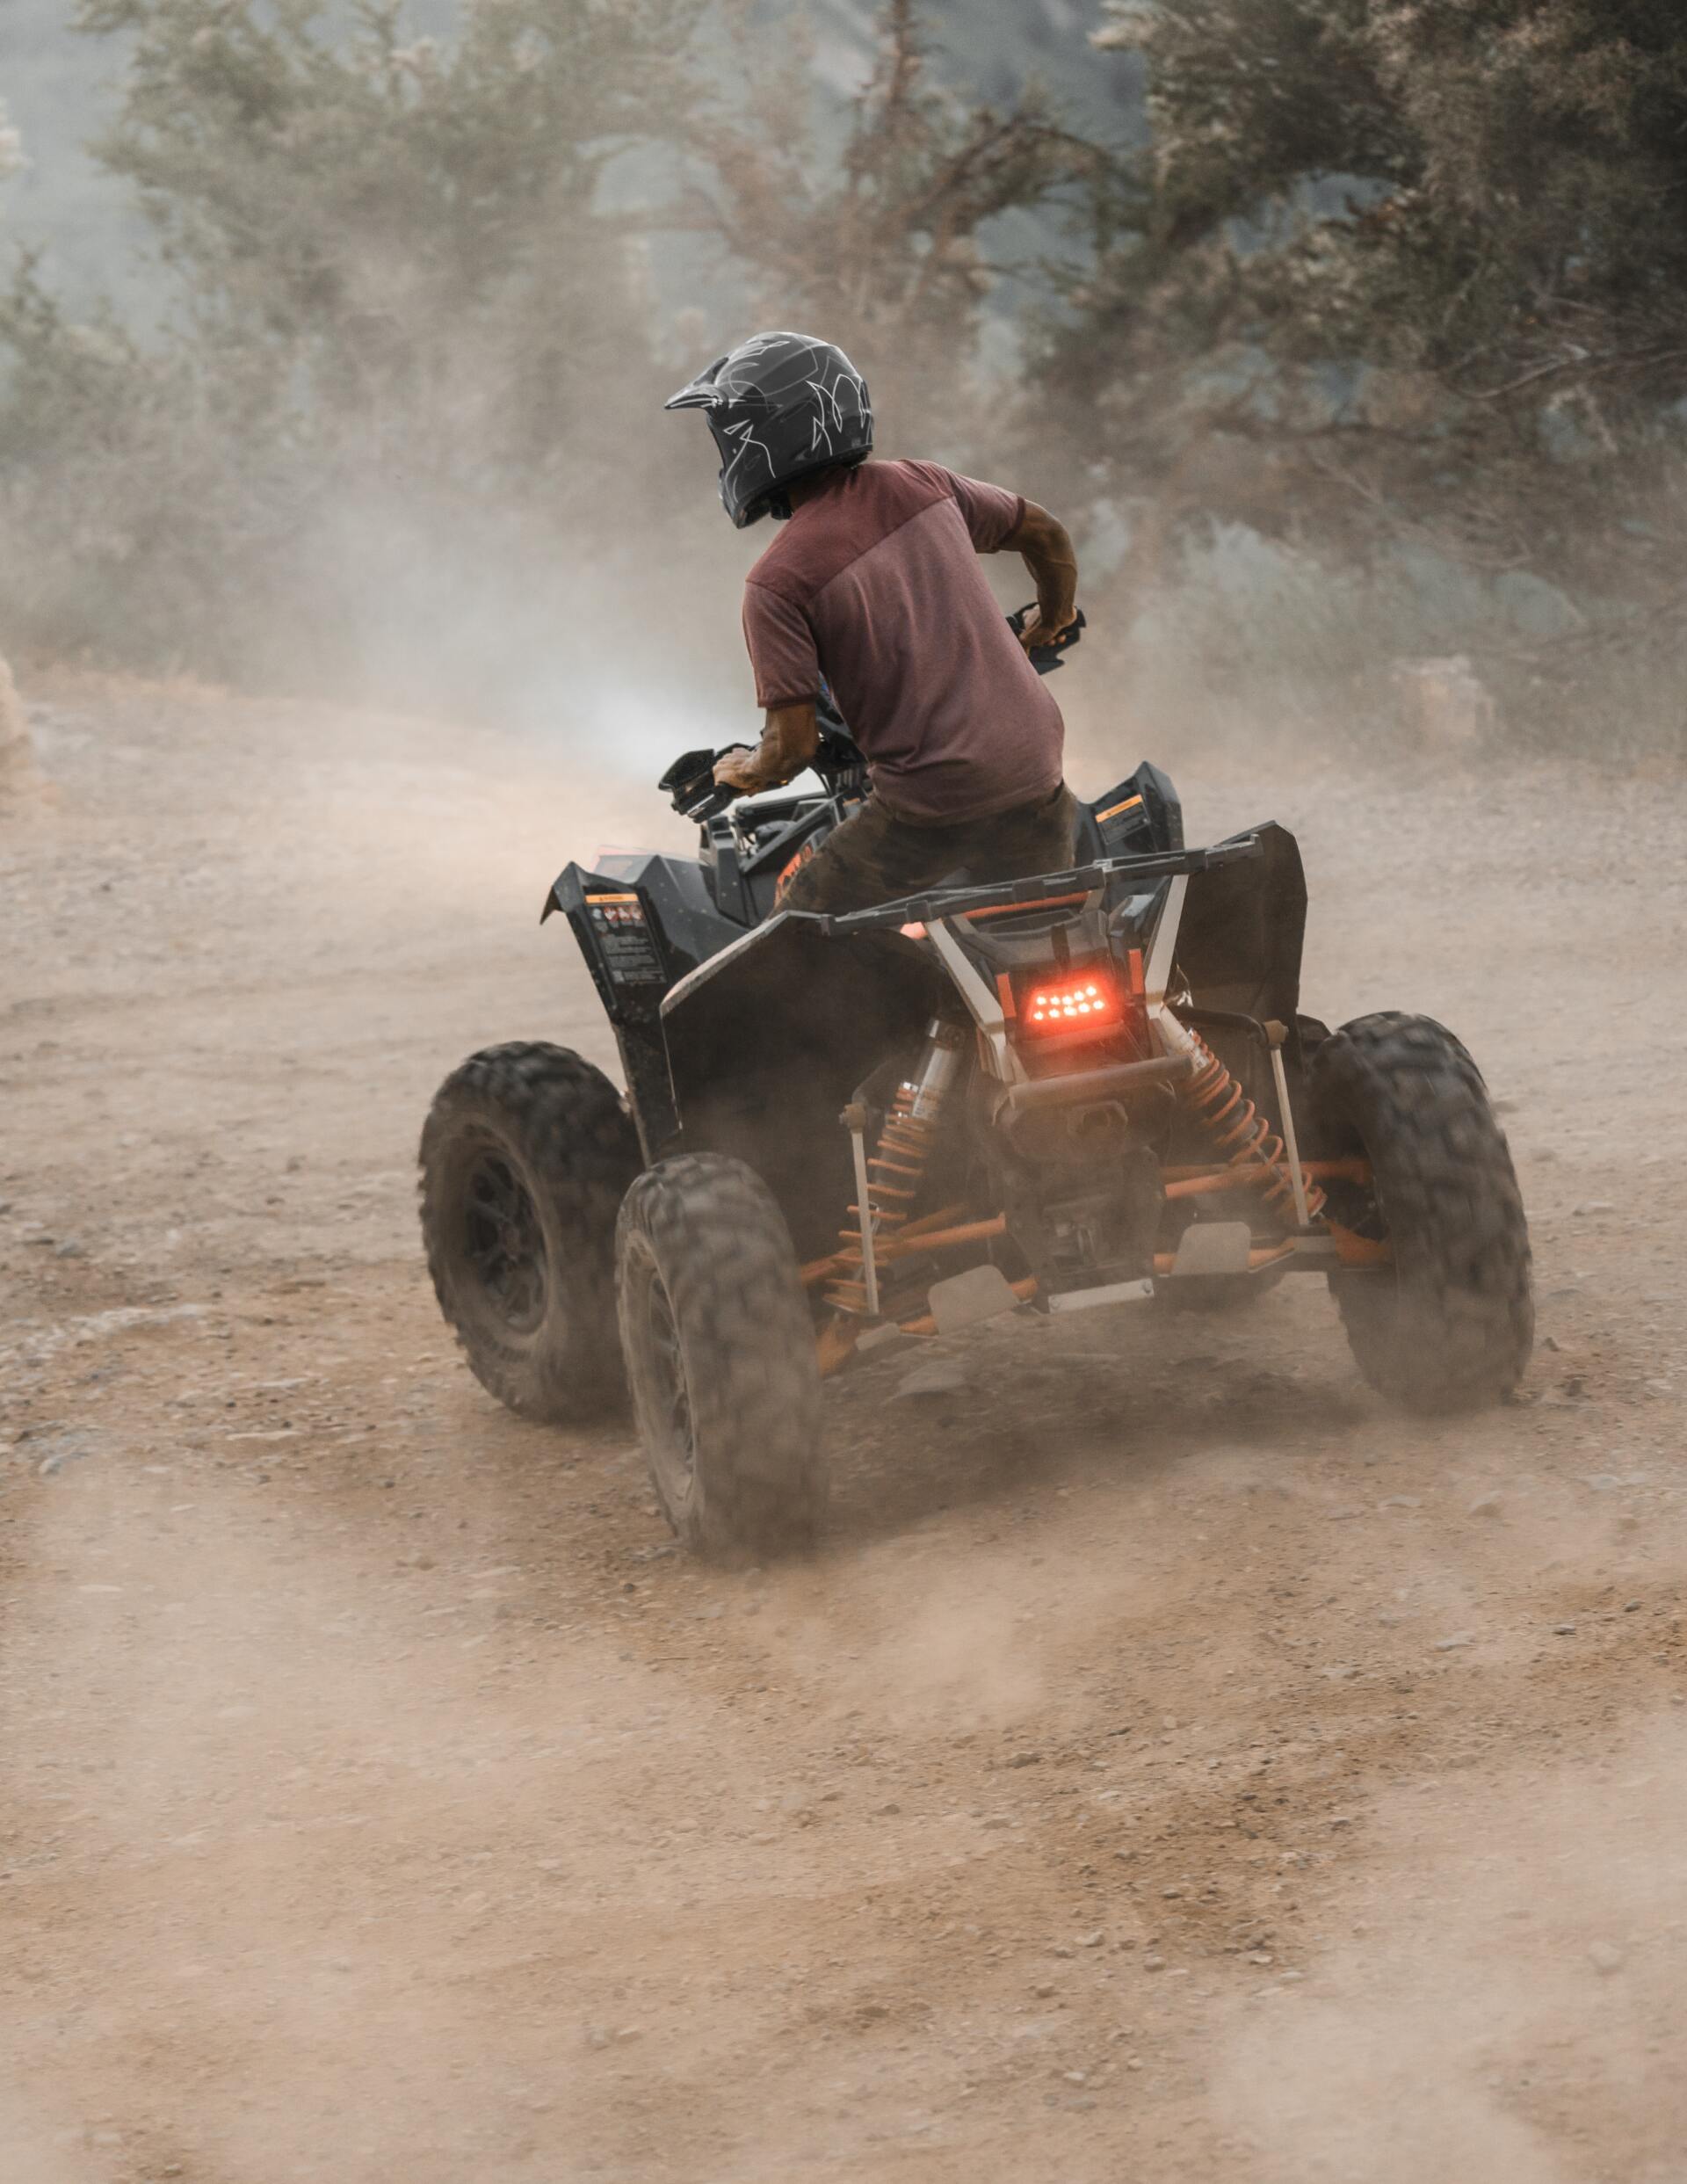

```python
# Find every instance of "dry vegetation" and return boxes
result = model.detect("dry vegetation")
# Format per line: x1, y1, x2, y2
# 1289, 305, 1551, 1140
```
3, 1, 1686, 744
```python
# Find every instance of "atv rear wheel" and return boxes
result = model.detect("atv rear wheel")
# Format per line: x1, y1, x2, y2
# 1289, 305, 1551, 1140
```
1308, 1013, 1532, 1412
616, 1154, 825, 1559
419, 1042, 641, 1422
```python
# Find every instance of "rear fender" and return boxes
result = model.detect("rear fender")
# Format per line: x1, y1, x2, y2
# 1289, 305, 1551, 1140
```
1176, 821, 1307, 1029
659, 914, 947, 1259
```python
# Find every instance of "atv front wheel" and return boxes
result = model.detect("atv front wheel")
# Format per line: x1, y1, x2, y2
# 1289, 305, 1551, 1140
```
616, 1154, 825, 1559
419, 1042, 641, 1421
1308, 1013, 1532, 1412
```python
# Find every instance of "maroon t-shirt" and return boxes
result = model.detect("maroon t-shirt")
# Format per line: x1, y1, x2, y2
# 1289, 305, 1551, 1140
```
742, 458, 1065, 824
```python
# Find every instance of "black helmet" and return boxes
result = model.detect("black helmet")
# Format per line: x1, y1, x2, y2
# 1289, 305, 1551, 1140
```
665, 330, 873, 528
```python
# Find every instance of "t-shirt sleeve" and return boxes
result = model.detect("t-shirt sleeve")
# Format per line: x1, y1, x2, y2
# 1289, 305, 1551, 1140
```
742, 581, 821, 708
917, 462, 1026, 554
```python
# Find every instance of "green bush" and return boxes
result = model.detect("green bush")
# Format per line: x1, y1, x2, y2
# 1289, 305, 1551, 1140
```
1065, 0, 1687, 746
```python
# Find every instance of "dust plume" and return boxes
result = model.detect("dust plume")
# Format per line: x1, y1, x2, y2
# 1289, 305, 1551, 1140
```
1206, 1717, 1687, 2181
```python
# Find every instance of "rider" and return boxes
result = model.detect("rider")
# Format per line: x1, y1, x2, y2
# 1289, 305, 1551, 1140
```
665, 330, 1082, 916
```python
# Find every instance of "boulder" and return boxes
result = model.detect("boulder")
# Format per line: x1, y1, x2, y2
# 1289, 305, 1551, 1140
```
1390, 655, 1498, 751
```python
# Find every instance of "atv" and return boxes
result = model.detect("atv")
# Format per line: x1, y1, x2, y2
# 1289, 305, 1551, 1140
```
419, 612, 1533, 1556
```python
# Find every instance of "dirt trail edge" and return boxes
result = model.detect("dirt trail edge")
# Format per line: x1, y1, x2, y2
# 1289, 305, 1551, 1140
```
3, 674, 1684, 2184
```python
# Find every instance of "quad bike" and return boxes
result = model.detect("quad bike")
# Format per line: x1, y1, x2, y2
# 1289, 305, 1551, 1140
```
419, 611, 1533, 1556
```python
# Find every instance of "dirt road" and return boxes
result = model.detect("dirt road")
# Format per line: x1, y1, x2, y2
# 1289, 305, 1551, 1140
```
3, 671, 1685, 2183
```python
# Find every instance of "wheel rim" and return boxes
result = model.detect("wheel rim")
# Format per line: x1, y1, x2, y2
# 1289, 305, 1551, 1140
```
641, 1268, 697, 1498
1325, 1130, 1405, 1308
1321, 1136, 1387, 1241
462, 1150, 549, 1335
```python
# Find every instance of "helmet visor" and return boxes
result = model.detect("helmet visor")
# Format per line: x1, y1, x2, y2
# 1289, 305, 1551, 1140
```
662, 357, 730, 411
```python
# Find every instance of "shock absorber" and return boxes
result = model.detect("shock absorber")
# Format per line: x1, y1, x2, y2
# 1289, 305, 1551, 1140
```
826, 1020, 967, 1313
1161, 1018, 1325, 1230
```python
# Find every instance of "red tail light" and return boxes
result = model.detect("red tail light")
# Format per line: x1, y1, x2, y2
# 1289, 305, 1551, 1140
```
1024, 972, 1124, 1034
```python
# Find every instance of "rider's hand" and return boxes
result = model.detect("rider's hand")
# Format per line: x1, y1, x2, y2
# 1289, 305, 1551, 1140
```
1018, 602, 1077, 656
713, 748, 766, 796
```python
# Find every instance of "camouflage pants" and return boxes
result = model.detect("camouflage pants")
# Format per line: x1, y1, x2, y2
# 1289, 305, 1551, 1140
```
778, 783, 1078, 918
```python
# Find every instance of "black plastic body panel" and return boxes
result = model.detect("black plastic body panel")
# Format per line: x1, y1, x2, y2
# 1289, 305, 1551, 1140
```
1177, 821, 1307, 1031
697, 787, 864, 929
1075, 761, 1184, 864
555, 852, 742, 986
545, 857, 744, 1159
659, 916, 947, 1259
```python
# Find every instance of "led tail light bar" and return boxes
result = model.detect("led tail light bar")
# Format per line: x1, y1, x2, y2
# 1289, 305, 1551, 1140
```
1023, 972, 1124, 1034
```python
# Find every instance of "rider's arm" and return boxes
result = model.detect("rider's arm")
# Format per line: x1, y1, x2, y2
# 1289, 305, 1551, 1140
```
1009, 501, 1080, 654
713, 700, 819, 795
726, 579, 822, 795
922, 465, 1081, 656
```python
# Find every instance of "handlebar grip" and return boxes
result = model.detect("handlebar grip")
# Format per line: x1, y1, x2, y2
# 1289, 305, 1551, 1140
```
660, 744, 751, 822
1008, 603, 1087, 673
682, 782, 738, 822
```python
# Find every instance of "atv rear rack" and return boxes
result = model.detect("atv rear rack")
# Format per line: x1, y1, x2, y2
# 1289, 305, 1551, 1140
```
811, 837, 1264, 935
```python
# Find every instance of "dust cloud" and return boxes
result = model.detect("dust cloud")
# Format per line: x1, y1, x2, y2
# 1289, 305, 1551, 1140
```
1209, 1721, 1687, 2181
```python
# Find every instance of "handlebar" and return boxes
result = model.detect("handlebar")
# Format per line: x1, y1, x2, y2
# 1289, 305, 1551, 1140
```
658, 717, 865, 825
1007, 601, 1087, 669
658, 746, 746, 824
662, 602, 1086, 822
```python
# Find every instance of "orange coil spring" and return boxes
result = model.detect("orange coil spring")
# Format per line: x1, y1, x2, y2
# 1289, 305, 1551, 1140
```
823, 1089, 937, 1311
1182, 1034, 1325, 1229
866, 1090, 937, 1223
